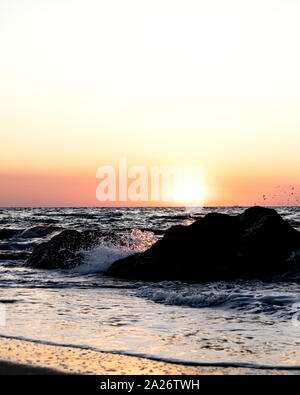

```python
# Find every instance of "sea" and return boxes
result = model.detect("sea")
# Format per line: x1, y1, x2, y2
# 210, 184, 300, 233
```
0, 207, 299, 370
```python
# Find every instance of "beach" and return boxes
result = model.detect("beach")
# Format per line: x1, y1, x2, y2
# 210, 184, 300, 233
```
0, 337, 299, 375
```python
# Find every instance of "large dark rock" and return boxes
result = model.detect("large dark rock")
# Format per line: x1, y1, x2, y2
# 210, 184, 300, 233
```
26, 229, 121, 269
107, 207, 300, 281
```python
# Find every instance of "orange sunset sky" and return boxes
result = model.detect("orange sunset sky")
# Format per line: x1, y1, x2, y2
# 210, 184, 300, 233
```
0, 0, 300, 207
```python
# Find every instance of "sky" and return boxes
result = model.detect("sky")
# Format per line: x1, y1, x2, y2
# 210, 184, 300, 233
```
0, 0, 300, 206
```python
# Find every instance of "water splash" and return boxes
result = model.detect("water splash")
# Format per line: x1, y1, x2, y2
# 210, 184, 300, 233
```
72, 229, 157, 274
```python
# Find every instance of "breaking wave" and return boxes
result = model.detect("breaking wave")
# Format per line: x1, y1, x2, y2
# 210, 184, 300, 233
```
71, 229, 157, 274
71, 244, 132, 274
135, 282, 300, 315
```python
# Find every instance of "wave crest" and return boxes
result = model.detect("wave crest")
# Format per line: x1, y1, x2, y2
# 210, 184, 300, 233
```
72, 229, 157, 274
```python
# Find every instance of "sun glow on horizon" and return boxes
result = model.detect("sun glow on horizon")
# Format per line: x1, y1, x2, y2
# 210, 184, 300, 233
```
173, 181, 205, 206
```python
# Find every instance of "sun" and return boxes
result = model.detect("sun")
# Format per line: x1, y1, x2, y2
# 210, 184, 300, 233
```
173, 181, 205, 206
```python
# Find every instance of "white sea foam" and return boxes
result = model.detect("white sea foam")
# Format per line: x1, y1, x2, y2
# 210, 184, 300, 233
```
72, 228, 157, 274
135, 285, 299, 312
136, 287, 227, 308
71, 244, 131, 274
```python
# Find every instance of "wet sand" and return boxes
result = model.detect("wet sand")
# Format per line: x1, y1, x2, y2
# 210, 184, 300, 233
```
0, 337, 298, 375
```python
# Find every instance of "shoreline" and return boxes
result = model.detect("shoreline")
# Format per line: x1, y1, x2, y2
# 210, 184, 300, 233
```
0, 336, 299, 375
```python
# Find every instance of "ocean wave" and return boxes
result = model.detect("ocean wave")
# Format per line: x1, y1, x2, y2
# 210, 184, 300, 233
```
136, 287, 227, 307
0, 241, 38, 251
0, 250, 31, 261
70, 229, 157, 274
0, 228, 20, 240
71, 244, 132, 274
135, 285, 300, 314
18, 226, 62, 239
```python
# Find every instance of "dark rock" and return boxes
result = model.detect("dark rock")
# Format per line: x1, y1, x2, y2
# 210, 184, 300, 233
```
26, 229, 121, 269
238, 206, 300, 278
107, 207, 300, 281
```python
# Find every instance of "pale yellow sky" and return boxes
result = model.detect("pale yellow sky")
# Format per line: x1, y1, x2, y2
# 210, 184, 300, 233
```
0, 0, 300, 206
